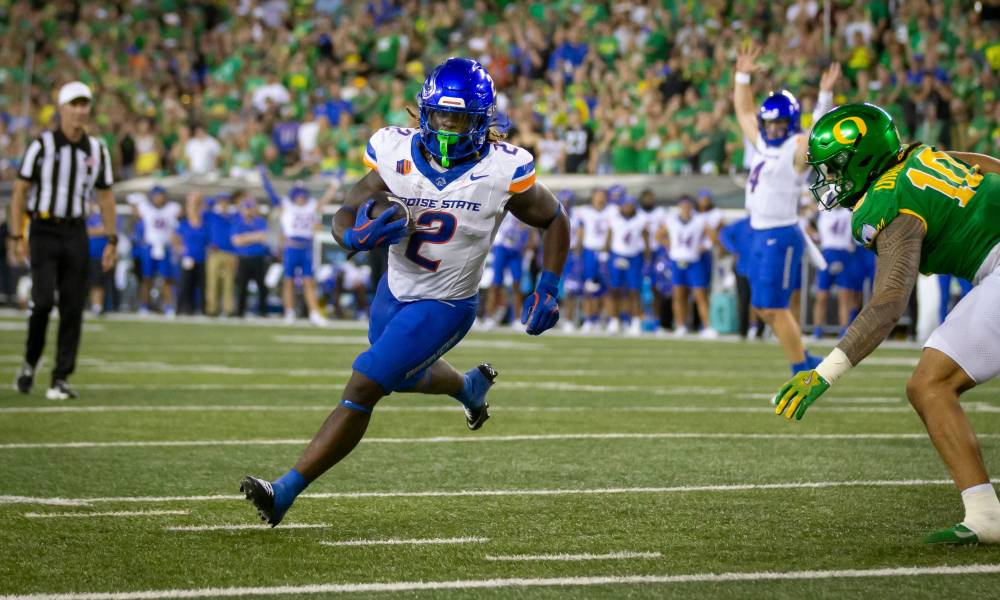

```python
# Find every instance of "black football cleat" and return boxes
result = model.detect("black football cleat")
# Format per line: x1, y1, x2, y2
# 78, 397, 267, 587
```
46, 380, 79, 400
240, 475, 285, 527
464, 363, 498, 431
13, 362, 34, 394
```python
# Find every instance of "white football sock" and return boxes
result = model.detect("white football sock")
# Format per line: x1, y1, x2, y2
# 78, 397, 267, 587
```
961, 483, 1000, 542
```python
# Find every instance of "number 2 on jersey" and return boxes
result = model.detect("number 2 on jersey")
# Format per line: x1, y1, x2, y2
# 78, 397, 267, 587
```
905, 147, 983, 207
405, 211, 457, 272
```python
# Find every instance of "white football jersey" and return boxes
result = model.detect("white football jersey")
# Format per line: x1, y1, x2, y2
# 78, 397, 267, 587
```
575, 204, 618, 251
136, 198, 181, 259
364, 126, 536, 301
745, 135, 807, 230
817, 206, 855, 251
665, 211, 705, 263
698, 207, 722, 251
639, 206, 667, 249
609, 211, 647, 257
280, 197, 319, 244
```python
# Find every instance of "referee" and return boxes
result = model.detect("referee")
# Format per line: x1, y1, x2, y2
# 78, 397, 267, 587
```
10, 81, 117, 400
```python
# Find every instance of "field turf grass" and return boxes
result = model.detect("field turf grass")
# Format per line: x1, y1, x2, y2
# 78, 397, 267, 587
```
2, 313, 1000, 598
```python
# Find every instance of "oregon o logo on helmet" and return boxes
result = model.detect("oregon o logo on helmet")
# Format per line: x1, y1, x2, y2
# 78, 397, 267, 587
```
832, 117, 867, 144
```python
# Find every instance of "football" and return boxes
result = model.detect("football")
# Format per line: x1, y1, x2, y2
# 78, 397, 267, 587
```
366, 190, 411, 230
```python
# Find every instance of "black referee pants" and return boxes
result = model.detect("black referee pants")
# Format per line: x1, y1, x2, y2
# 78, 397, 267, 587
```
236, 255, 268, 317
25, 220, 88, 383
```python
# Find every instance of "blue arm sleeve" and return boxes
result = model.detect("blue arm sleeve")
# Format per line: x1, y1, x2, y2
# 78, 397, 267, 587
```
259, 169, 281, 207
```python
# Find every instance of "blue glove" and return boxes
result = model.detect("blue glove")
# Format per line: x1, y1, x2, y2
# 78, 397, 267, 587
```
521, 270, 560, 335
342, 199, 407, 251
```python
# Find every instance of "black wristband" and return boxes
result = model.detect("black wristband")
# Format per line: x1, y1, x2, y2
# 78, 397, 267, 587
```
106, 234, 119, 245
9, 234, 23, 241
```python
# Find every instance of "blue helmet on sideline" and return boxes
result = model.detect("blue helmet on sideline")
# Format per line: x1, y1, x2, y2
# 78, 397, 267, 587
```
606, 184, 627, 205
417, 57, 496, 167
289, 181, 309, 200
757, 90, 801, 147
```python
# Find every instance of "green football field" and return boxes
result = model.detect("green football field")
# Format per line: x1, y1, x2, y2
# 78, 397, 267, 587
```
2, 313, 1000, 599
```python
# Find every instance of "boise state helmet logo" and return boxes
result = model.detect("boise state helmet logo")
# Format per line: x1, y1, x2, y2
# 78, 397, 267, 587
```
422, 76, 437, 100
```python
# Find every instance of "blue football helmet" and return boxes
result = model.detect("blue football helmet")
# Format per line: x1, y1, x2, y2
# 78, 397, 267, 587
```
417, 57, 497, 167
606, 184, 627, 205
289, 181, 309, 200
757, 90, 801, 147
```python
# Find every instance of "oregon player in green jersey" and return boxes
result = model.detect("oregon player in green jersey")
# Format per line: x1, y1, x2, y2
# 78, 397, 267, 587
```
771, 102, 1000, 545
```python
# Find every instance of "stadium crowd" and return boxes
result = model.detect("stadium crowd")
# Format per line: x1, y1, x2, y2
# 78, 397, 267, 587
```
0, 0, 997, 332
0, 0, 997, 182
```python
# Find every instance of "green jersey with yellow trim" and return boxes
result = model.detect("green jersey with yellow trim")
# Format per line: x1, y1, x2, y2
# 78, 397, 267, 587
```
851, 143, 1000, 281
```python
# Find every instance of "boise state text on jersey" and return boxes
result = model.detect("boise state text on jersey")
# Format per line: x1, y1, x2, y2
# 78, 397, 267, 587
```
363, 126, 536, 301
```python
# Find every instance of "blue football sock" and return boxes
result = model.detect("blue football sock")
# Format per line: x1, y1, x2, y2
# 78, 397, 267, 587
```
272, 468, 308, 513
453, 371, 479, 409
812, 325, 823, 338
848, 308, 859, 323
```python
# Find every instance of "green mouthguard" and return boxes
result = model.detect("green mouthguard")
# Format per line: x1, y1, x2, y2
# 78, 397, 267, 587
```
436, 131, 459, 167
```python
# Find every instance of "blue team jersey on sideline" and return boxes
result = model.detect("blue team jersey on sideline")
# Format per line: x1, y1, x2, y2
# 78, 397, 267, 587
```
177, 219, 208, 263
86, 212, 107, 259
719, 217, 752, 277
205, 210, 235, 252
231, 216, 270, 257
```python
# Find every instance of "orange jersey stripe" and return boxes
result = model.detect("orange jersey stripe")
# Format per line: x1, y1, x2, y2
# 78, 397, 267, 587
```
363, 155, 377, 170
507, 173, 536, 194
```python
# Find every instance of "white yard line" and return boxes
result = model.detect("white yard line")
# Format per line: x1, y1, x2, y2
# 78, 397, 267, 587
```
2, 563, 998, 599
15, 402, 998, 416
0, 479, 956, 507
23, 510, 188, 519
319, 536, 488, 547
166, 523, 329, 532
484, 551, 662, 561
2, 431, 987, 450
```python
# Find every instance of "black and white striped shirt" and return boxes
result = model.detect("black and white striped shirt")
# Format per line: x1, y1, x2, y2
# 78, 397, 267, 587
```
17, 129, 114, 220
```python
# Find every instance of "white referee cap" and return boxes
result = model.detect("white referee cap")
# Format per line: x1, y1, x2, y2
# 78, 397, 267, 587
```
57, 81, 93, 106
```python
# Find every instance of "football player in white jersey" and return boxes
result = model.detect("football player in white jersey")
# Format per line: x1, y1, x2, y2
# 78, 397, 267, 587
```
663, 196, 714, 337
812, 206, 862, 338
734, 43, 838, 373
484, 213, 537, 329
606, 196, 649, 336
574, 188, 616, 333
240, 58, 570, 527
260, 168, 334, 327
128, 185, 181, 316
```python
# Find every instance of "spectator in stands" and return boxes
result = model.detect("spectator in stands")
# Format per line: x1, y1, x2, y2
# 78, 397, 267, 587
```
1, 0, 996, 188
562, 108, 594, 174
185, 124, 223, 176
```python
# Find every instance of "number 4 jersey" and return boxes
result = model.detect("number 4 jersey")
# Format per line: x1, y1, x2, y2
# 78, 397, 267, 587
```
364, 127, 536, 301
852, 143, 1000, 282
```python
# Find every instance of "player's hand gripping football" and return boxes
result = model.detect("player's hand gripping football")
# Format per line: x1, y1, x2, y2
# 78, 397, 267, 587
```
342, 198, 407, 251
521, 271, 560, 335
773, 370, 830, 421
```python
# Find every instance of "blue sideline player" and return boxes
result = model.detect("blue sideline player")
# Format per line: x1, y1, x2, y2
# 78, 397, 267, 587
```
240, 57, 571, 527
259, 168, 331, 326
734, 43, 838, 372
